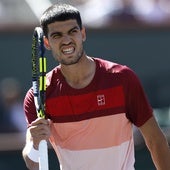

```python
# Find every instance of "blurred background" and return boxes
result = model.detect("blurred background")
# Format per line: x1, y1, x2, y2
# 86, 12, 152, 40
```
0, 0, 170, 169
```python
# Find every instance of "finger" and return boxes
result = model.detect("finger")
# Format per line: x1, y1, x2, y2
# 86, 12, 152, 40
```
33, 123, 51, 137
30, 123, 50, 136
29, 125, 51, 148
31, 117, 50, 126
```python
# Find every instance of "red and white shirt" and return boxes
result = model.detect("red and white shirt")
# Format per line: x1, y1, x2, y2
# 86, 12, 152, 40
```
24, 58, 153, 170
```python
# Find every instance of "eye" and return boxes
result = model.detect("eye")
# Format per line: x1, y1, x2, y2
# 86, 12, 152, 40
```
70, 28, 78, 35
50, 32, 62, 39
52, 34, 61, 39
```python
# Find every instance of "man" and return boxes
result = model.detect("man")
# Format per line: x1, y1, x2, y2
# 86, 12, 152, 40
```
22, 3, 170, 170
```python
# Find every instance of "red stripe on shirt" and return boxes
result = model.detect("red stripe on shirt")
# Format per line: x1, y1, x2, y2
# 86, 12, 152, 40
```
46, 86, 125, 122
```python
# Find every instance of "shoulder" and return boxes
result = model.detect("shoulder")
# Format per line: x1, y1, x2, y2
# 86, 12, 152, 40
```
93, 57, 141, 87
24, 88, 34, 103
46, 66, 61, 87
94, 57, 135, 76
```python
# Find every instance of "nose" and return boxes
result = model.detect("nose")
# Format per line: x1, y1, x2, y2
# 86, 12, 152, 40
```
62, 35, 71, 45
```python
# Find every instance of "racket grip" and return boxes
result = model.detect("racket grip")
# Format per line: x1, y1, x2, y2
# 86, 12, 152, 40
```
38, 140, 49, 170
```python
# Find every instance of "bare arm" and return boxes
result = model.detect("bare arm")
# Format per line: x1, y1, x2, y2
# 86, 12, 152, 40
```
22, 118, 51, 170
139, 116, 170, 170
22, 130, 39, 170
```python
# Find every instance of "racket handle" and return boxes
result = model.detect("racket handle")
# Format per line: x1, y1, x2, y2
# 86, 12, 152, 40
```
38, 140, 49, 170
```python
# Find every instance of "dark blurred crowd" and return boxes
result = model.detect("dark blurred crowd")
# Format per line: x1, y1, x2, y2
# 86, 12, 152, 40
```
0, 0, 170, 29
75, 0, 170, 28
0, 78, 26, 133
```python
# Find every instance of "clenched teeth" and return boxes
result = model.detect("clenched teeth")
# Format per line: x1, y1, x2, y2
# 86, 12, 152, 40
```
62, 47, 74, 54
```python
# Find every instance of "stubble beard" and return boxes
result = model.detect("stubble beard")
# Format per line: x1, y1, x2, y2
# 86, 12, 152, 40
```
58, 45, 84, 66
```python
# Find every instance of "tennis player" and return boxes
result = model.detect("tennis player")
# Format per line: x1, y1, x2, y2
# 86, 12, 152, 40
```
22, 3, 170, 170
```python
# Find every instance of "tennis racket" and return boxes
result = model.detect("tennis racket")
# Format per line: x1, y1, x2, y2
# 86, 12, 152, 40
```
31, 27, 49, 170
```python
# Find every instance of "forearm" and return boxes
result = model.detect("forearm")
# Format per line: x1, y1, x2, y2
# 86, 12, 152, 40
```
22, 144, 39, 170
146, 135, 170, 170
22, 131, 39, 170
139, 117, 170, 170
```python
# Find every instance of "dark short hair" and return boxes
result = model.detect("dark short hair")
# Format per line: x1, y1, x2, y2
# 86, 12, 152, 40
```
40, 3, 82, 37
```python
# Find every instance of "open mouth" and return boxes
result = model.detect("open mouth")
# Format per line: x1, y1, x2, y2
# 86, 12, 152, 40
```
62, 47, 75, 55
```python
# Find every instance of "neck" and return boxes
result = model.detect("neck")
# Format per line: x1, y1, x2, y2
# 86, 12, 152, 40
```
60, 55, 96, 89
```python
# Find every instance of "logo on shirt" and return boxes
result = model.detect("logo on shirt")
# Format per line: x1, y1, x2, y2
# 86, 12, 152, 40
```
97, 94, 105, 106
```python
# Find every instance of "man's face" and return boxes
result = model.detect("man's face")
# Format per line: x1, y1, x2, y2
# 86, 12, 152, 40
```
44, 19, 86, 65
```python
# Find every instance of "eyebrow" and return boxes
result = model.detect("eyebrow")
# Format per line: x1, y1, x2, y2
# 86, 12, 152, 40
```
50, 26, 80, 37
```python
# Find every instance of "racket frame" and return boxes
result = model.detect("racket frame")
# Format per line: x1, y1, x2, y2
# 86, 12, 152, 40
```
31, 27, 49, 170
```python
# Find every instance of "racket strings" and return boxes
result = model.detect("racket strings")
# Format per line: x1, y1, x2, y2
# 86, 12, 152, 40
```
32, 27, 47, 119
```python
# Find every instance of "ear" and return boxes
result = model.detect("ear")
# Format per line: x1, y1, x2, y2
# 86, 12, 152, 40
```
81, 27, 86, 42
43, 36, 51, 50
